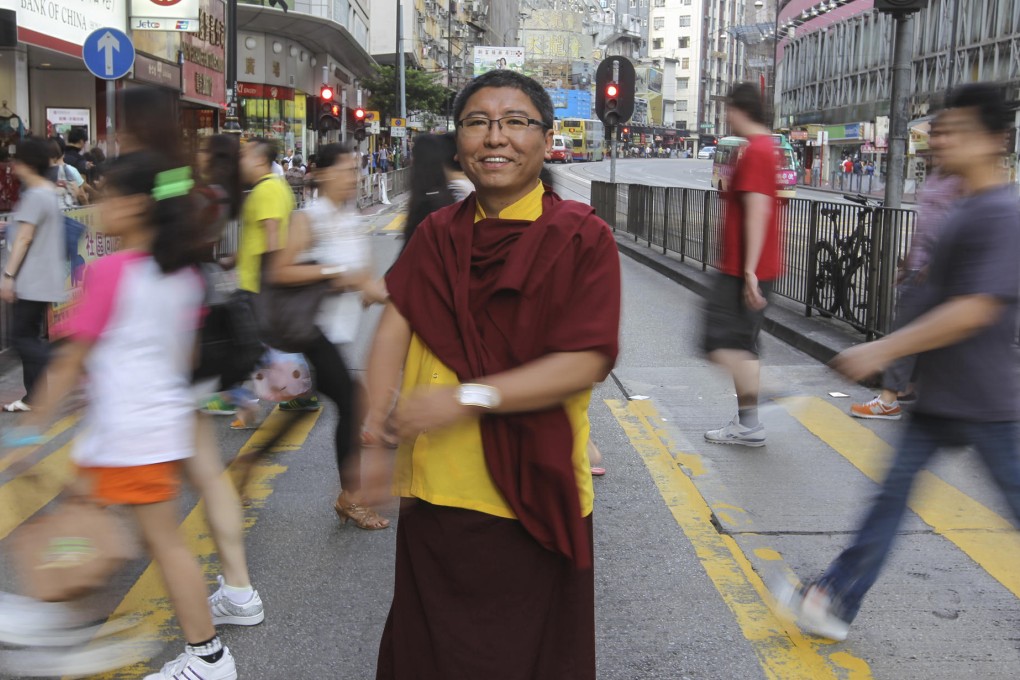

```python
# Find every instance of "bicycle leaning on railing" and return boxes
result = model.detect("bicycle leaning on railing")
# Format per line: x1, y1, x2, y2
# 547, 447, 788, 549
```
809, 193, 884, 328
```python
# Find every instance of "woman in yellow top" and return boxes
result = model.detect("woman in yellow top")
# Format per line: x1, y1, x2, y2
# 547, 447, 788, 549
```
364, 70, 621, 680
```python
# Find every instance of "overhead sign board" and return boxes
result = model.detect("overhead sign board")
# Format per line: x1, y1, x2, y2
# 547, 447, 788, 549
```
82, 28, 135, 81
130, 0, 201, 31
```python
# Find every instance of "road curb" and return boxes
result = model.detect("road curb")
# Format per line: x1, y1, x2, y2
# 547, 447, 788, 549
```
614, 235, 862, 365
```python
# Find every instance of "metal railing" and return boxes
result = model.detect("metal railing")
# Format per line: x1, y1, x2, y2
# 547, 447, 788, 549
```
592, 181, 916, 338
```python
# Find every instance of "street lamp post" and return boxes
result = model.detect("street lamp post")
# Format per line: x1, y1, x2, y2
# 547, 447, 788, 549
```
224, 0, 241, 134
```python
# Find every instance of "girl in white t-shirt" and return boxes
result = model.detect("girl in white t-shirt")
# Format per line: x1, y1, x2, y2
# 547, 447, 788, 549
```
8, 153, 239, 680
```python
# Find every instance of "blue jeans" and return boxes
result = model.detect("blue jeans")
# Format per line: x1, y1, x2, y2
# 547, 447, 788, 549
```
819, 414, 1020, 623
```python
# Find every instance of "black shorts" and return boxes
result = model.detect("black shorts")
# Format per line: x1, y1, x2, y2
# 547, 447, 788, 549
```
702, 274, 773, 356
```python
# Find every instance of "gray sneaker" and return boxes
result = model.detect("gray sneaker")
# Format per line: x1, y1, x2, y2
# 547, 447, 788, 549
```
208, 576, 265, 626
704, 416, 766, 447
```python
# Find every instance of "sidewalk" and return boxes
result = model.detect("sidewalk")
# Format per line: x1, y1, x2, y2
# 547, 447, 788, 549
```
614, 234, 863, 365
798, 181, 919, 204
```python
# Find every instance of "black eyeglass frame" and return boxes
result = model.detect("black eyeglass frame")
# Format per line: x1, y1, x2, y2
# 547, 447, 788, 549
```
455, 116, 550, 133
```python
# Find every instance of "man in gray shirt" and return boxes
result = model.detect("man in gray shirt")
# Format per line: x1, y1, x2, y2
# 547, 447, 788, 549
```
774, 83, 1020, 641
1, 136, 66, 412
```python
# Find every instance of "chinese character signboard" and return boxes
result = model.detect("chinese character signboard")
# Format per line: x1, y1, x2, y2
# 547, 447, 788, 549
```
131, 0, 201, 31
473, 47, 525, 77
181, 0, 225, 107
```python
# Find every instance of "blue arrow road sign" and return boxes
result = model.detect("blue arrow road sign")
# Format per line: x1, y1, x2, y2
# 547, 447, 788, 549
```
82, 28, 135, 81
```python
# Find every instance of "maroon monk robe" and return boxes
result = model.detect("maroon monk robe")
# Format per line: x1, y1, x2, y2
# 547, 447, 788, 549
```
385, 187, 621, 569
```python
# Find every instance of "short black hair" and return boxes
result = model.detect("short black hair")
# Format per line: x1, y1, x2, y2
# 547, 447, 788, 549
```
47, 137, 64, 160
726, 82, 767, 126
15, 136, 51, 176
247, 137, 278, 168
316, 141, 355, 169
946, 83, 1013, 134
67, 128, 87, 145
453, 70, 554, 130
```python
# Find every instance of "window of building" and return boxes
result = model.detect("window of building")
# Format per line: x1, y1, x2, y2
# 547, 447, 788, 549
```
654, 17, 664, 29
677, 100, 688, 111
652, 37, 664, 50
642, 18, 648, 27
682, 0, 691, 4
679, 15, 691, 27
676, 120, 688, 130
678, 77, 689, 90
681, 57, 690, 69
678, 36, 690, 48
654, 0, 665, 5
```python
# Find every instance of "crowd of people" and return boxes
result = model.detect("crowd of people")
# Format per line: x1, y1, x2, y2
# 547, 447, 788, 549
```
0, 70, 1017, 680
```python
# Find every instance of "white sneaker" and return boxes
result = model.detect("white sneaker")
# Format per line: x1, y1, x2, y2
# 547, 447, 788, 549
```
144, 646, 237, 680
798, 585, 850, 641
0, 592, 114, 647
0, 637, 160, 677
208, 575, 265, 626
704, 416, 766, 447
769, 578, 850, 641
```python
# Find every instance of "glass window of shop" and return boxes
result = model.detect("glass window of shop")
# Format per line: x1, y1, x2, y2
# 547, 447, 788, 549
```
238, 84, 306, 154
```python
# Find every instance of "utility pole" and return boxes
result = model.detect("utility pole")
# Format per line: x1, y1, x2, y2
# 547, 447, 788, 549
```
883, 11, 913, 210
223, 0, 241, 133
447, 0, 454, 128
397, 0, 407, 156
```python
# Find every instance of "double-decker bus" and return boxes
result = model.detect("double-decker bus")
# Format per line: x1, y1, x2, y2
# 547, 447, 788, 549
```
712, 134, 800, 199
561, 118, 606, 162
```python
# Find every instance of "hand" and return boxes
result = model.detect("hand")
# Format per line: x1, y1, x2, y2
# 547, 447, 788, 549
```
830, 341, 893, 382
388, 387, 475, 440
743, 272, 766, 311
361, 278, 389, 307
1, 276, 15, 304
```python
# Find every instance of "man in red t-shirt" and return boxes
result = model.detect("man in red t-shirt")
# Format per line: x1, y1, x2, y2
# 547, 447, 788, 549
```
703, 83, 782, 447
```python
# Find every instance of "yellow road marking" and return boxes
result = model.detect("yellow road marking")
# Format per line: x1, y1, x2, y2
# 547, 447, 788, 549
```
0, 414, 77, 475
381, 214, 406, 232
607, 398, 872, 680
784, 396, 1020, 599
0, 443, 74, 542
82, 408, 322, 680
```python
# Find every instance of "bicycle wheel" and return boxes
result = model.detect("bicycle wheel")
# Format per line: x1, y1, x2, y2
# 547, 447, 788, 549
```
810, 242, 840, 317
841, 261, 869, 328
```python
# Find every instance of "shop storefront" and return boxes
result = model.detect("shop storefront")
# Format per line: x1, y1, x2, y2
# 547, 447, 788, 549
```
180, 0, 226, 145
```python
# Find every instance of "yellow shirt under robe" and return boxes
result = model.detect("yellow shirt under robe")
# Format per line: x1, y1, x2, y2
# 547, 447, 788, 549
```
392, 182, 596, 518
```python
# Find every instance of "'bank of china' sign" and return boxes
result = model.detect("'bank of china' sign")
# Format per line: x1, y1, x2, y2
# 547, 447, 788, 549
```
131, 0, 200, 31
17, 0, 125, 47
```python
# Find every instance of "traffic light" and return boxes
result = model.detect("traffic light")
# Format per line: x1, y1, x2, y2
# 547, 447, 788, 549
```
353, 107, 366, 142
318, 84, 340, 131
594, 57, 636, 127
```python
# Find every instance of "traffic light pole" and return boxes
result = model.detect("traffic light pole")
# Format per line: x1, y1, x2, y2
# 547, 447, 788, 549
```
610, 125, 617, 184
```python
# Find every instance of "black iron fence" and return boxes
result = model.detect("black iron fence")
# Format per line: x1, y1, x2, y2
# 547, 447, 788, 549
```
592, 181, 916, 338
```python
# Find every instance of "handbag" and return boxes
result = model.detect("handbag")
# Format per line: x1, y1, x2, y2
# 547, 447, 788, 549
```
193, 263, 265, 389
12, 496, 132, 602
253, 261, 329, 353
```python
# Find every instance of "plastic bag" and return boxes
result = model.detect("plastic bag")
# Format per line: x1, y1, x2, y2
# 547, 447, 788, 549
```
252, 350, 313, 403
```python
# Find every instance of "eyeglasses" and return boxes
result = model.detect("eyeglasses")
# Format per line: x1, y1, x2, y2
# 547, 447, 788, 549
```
456, 115, 548, 136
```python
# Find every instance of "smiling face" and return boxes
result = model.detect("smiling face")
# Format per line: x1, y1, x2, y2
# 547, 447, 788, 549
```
455, 86, 553, 213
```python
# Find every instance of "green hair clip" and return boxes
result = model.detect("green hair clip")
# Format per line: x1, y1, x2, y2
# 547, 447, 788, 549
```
151, 166, 194, 201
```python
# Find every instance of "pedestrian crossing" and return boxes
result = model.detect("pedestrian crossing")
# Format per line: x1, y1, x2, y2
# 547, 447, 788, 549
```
609, 394, 1020, 680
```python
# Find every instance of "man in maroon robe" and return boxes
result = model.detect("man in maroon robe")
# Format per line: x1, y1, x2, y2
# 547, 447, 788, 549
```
363, 70, 622, 679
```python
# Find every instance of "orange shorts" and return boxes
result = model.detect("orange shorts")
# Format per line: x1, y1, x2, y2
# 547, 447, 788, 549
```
77, 461, 183, 506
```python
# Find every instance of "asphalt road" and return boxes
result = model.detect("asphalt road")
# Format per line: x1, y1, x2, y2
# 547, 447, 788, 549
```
0, 192, 1016, 680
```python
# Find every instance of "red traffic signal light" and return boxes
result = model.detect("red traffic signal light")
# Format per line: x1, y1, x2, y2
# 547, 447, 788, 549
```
606, 84, 619, 97
623, 127, 630, 134
353, 107, 366, 121
320, 85, 334, 101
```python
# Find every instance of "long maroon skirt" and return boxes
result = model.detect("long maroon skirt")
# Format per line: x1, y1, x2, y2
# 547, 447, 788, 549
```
376, 499, 596, 680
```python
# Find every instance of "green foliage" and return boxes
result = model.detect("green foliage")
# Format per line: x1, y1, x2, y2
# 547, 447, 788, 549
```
361, 65, 453, 121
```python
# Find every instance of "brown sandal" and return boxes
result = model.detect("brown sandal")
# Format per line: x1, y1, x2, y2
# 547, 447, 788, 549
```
334, 495, 390, 530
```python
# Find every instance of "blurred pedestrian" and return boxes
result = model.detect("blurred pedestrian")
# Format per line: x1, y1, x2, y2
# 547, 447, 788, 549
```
850, 114, 963, 420
1, 137, 65, 413
365, 69, 621, 680
269, 142, 385, 528
46, 137, 86, 207
10, 152, 238, 679
702, 83, 781, 447
776, 83, 1020, 642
